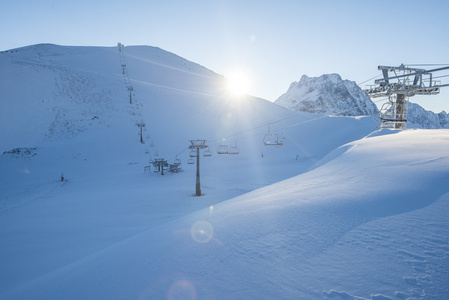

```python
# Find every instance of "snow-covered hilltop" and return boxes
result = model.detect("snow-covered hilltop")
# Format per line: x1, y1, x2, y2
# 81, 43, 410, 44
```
275, 73, 449, 129
1, 44, 449, 299
275, 74, 379, 117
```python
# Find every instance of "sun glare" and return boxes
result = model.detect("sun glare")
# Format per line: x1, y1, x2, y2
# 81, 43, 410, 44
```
226, 69, 251, 97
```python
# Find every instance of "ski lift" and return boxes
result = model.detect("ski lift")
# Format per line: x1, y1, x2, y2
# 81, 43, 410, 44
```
154, 150, 159, 158
217, 138, 228, 154
149, 140, 154, 147
203, 146, 212, 157
174, 156, 181, 165
145, 148, 150, 154
377, 95, 408, 129
263, 124, 285, 147
187, 158, 194, 164
189, 150, 197, 157
277, 129, 286, 147
228, 141, 240, 155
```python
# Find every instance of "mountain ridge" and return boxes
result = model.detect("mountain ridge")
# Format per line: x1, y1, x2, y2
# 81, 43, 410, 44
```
275, 73, 379, 117
275, 73, 449, 129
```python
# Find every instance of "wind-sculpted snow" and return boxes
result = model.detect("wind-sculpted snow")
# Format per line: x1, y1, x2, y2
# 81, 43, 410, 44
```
2, 130, 449, 300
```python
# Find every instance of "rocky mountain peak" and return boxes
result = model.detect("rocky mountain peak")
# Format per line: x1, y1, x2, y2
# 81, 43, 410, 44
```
275, 73, 379, 117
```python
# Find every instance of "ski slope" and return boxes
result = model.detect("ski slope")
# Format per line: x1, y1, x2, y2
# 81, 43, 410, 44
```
1, 44, 448, 299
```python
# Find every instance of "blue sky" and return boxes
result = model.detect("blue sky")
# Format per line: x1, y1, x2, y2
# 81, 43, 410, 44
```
2, 0, 449, 112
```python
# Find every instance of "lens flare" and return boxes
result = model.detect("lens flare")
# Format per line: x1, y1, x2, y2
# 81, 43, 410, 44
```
190, 220, 214, 243
168, 280, 196, 300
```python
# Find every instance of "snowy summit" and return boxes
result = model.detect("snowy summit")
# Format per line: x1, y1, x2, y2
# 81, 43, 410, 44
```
1, 44, 449, 299
275, 73, 449, 129
275, 74, 379, 117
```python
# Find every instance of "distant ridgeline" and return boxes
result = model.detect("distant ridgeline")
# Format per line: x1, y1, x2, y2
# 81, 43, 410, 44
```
275, 73, 449, 129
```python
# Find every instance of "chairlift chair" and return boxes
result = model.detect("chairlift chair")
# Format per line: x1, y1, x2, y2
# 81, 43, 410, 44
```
217, 139, 228, 154
378, 99, 408, 129
189, 150, 197, 157
187, 158, 194, 165
228, 141, 240, 155
276, 129, 286, 148
174, 156, 181, 165
203, 146, 212, 157
263, 124, 281, 146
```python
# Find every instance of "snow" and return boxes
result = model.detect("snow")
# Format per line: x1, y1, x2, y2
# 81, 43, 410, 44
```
275, 73, 449, 129
1, 44, 449, 299
275, 73, 379, 117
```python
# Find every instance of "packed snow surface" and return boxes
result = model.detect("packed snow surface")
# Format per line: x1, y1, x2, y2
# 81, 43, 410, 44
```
1, 44, 449, 299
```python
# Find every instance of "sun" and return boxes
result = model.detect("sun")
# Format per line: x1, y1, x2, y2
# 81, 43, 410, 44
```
225, 69, 251, 97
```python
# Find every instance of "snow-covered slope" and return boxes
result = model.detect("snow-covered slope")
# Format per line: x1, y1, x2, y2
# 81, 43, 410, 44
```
2, 129, 449, 300
275, 74, 379, 117
1, 44, 448, 299
0, 44, 378, 206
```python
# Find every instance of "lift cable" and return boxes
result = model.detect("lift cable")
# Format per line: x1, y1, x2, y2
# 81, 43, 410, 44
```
206, 87, 374, 145
167, 75, 387, 162
282, 97, 388, 130
169, 95, 389, 164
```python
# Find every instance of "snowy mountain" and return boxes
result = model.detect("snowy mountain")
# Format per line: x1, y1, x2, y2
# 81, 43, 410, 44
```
1, 44, 449, 299
408, 102, 449, 129
275, 73, 449, 129
275, 73, 379, 116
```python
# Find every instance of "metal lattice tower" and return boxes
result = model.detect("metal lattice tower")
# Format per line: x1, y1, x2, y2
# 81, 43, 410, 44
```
137, 122, 145, 144
189, 140, 208, 196
152, 158, 168, 175
366, 64, 449, 129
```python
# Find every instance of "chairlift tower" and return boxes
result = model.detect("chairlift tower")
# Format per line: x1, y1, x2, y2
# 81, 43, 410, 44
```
137, 122, 145, 143
189, 139, 208, 196
366, 64, 449, 129
152, 158, 168, 175
128, 86, 134, 104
